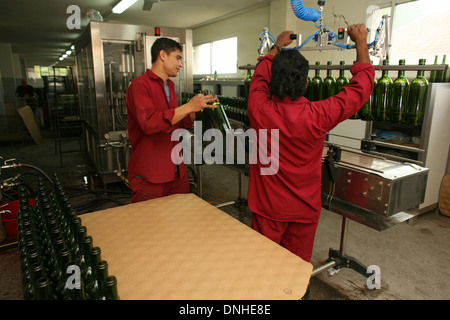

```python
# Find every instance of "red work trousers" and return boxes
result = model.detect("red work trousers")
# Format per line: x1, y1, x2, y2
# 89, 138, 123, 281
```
252, 213, 319, 262
130, 172, 190, 203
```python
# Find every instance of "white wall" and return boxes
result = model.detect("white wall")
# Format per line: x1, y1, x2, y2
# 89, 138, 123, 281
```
193, 5, 270, 79
192, 0, 369, 79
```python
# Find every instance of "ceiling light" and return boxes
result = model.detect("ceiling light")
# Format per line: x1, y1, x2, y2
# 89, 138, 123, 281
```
63, 54, 68, 58
112, 0, 138, 14
59, 57, 64, 61
71, 45, 75, 50
66, 50, 72, 55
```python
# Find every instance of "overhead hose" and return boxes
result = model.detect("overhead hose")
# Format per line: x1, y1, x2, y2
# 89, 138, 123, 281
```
290, 0, 322, 22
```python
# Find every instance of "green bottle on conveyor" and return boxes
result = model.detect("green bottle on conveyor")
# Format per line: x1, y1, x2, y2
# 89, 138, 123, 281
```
322, 61, 336, 99
335, 61, 349, 93
429, 55, 439, 83
310, 61, 323, 101
391, 59, 409, 124
359, 78, 376, 121
436, 54, 447, 83
375, 59, 392, 121
407, 59, 429, 127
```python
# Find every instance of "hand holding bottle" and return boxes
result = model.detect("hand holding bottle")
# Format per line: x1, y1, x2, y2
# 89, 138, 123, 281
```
188, 93, 219, 112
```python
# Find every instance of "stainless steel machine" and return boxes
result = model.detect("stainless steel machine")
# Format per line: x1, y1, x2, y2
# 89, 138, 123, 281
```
74, 22, 193, 184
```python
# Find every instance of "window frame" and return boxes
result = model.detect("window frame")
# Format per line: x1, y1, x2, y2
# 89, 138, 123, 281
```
193, 36, 238, 77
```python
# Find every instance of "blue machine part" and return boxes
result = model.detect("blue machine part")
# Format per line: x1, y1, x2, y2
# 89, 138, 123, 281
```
290, 0, 322, 22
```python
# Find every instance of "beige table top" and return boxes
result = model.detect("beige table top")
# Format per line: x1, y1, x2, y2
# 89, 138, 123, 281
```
80, 193, 312, 300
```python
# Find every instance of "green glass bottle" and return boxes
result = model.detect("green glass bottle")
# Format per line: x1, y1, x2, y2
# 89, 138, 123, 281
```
429, 55, 439, 83
306, 76, 312, 100
359, 77, 376, 121
335, 61, 349, 93
23, 262, 44, 300
323, 61, 336, 99
84, 246, 102, 300
244, 65, 252, 99
391, 59, 409, 124
436, 54, 447, 82
96, 260, 109, 300
35, 277, 56, 300
310, 61, 323, 101
375, 60, 393, 121
407, 59, 429, 127
105, 276, 120, 300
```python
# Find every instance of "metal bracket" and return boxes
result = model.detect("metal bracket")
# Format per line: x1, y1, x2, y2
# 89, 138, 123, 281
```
327, 248, 369, 278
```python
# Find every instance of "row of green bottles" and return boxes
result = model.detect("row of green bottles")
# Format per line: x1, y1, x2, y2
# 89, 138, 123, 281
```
430, 55, 448, 83
374, 59, 428, 126
306, 59, 430, 126
308, 61, 350, 100
17, 175, 119, 300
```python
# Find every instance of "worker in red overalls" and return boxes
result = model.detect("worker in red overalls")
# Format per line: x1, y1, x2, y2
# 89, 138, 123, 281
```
126, 37, 217, 203
248, 24, 374, 263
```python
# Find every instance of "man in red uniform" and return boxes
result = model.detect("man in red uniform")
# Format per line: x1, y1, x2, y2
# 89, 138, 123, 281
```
248, 24, 374, 263
126, 38, 217, 203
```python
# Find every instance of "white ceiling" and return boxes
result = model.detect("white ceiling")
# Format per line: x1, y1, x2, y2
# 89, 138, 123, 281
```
0, 0, 272, 65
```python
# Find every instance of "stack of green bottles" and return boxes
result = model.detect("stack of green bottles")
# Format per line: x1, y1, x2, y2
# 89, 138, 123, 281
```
17, 175, 119, 300
182, 92, 250, 128
220, 96, 249, 127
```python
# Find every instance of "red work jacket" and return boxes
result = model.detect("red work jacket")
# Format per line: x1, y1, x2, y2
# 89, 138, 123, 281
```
248, 54, 375, 223
126, 69, 193, 184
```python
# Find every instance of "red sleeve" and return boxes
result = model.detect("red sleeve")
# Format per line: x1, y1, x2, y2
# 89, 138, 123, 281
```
248, 54, 274, 117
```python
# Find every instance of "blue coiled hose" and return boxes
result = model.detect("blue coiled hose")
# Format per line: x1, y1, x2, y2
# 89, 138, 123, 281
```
290, 0, 322, 22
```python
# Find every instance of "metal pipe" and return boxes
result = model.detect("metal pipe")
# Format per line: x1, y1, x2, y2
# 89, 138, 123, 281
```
339, 217, 349, 257
311, 260, 337, 277
214, 201, 236, 209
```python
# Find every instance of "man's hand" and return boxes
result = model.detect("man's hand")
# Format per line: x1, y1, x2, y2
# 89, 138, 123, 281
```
171, 93, 218, 125
347, 23, 371, 64
276, 31, 294, 48
347, 24, 368, 45
269, 31, 294, 56
187, 94, 218, 113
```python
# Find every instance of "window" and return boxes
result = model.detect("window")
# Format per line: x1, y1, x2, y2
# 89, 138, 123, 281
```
367, 0, 450, 65
193, 37, 238, 75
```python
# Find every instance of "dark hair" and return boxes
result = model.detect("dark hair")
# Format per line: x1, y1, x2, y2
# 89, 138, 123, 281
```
151, 37, 183, 63
270, 50, 309, 100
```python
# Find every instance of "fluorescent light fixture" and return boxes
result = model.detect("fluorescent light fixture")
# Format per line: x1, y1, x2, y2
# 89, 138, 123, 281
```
66, 50, 72, 55
59, 57, 64, 61
112, 0, 138, 14
63, 54, 68, 58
